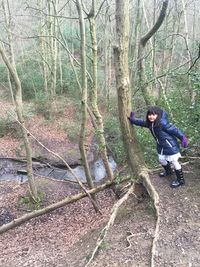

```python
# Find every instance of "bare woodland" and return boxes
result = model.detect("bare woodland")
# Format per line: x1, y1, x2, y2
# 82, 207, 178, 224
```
0, 0, 200, 266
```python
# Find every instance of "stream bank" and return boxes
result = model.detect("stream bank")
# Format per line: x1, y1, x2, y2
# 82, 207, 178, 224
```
0, 156, 117, 183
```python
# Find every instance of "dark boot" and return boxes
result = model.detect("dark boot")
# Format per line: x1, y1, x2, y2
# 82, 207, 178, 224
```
170, 169, 185, 188
159, 162, 173, 177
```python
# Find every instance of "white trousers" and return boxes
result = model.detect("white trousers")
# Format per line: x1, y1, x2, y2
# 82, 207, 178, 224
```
158, 153, 181, 170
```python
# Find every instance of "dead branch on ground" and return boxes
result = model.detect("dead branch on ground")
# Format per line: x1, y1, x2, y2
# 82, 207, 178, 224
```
0, 180, 113, 235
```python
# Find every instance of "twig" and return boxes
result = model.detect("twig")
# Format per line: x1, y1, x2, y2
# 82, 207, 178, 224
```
33, 173, 88, 185
187, 43, 200, 73
126, 230, 147, 249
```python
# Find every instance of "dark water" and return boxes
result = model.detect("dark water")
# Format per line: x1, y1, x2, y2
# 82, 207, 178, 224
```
0, 157, 117, 183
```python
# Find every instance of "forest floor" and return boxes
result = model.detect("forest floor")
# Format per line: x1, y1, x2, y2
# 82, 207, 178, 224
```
0, 89, 200, 267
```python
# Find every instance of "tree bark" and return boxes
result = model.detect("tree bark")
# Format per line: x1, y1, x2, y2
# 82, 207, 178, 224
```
0, 42, 39, 201
114, 0, 145, 176
88, 0, 114, 181
2, 0, 15, 105
76, 0, 99, 213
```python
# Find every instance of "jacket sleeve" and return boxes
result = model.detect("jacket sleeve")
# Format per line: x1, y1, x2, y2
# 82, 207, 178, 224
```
162, 122, 185, 140
132, 119, 148, 127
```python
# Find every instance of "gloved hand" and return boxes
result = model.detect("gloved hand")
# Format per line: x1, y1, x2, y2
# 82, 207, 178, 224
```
181, 136, 188, 148
128, 112, 135, 124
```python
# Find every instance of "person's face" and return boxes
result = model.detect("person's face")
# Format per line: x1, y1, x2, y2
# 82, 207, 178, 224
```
148, 113, 158, 122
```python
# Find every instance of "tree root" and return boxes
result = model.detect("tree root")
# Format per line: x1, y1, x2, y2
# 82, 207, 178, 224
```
84, 184, 135, 267
84, 167, 160, 267
139, 167, 160, 267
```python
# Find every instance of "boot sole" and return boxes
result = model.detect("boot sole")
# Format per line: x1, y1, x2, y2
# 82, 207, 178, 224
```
170, 182, 185, 188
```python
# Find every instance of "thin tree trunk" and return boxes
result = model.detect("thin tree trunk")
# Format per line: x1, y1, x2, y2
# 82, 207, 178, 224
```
2, 0, 15, 106
104, 7, 112, 110
76, 0, 99, 213
0, 42, 39, 201
88, 0, 114, 181
181, 0, 193, 102
51, 0, 58, 98
58, 42, 63, 93
130, 0, 141, 89
40, 29, 48, 94
46, 0, 58, 117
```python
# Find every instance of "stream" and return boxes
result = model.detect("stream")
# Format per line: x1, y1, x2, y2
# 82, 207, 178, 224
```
0, 157, 117, 184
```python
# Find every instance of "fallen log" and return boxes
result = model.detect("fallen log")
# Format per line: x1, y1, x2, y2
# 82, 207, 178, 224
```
0, 180, 113, 235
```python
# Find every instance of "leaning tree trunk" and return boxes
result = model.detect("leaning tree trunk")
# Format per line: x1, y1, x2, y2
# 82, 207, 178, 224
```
0, 42, 39, 201
88, 0, 114, 181
138, 0, 169, 106
76, 0, 99, 213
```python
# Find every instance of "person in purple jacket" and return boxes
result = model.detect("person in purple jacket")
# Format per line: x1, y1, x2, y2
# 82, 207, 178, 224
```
128, 106, 188, 188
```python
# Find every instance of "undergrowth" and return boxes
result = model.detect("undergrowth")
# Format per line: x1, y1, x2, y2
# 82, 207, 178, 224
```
17, 190, 46, 211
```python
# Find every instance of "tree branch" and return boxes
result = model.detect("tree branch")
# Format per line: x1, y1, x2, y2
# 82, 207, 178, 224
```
140, 0, 168, 47
187, 43, 200, 73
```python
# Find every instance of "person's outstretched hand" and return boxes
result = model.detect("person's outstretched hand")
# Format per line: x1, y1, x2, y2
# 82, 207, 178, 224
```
128, 112, 135, 124
181, 136, 188, 148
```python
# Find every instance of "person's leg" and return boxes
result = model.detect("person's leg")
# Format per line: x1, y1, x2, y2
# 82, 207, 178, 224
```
170, 159, 185, 188
158, 155, 173, 177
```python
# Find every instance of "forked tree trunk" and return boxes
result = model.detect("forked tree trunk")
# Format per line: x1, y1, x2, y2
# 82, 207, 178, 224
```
0, 42, 39, 201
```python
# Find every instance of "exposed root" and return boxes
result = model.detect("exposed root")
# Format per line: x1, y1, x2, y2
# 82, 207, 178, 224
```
138, 167, 160, 267
84, 167, 161, 267
84, 184, 135, 267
